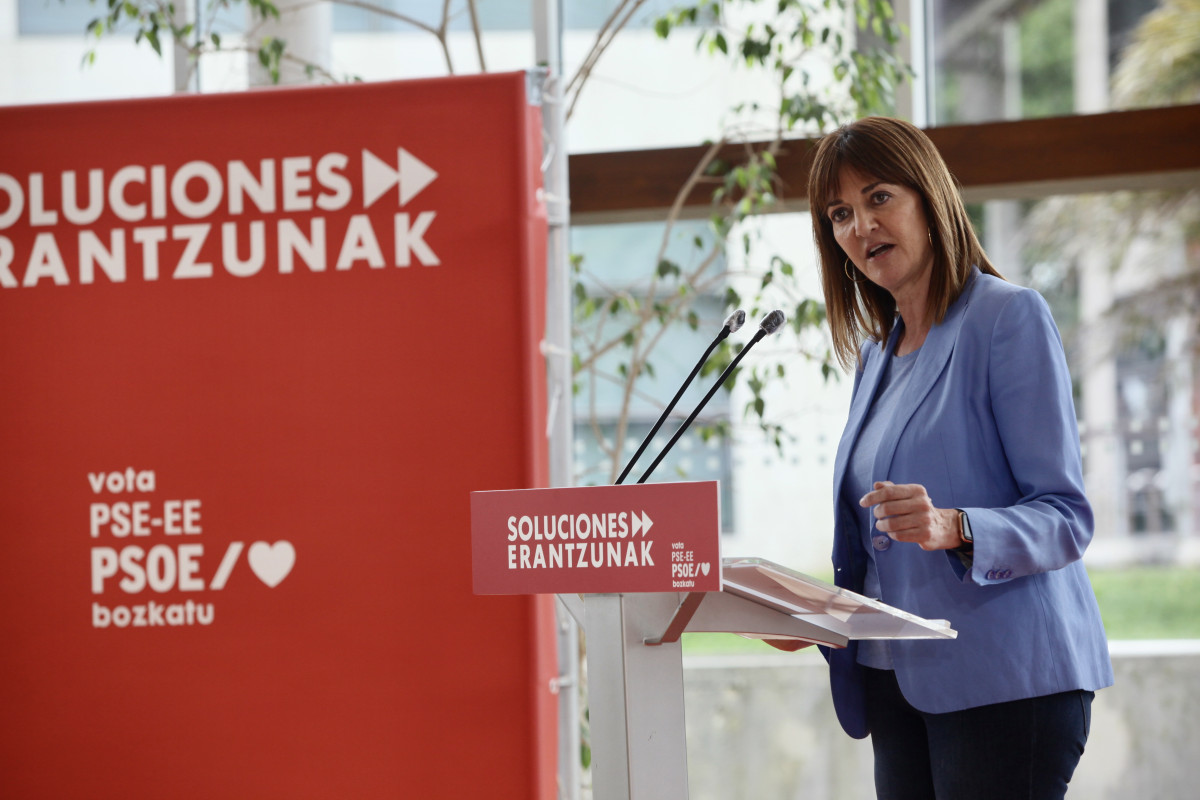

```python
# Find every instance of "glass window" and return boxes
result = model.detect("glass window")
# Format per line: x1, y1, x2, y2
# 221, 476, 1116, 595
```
562, 0, 683, 30
570, 219, 729, 420
332, 0, 681, 33
574, 421, 736, 530
18, 0, 247, 37
333, 0, 527, 33
926, 0, 1166, 124
571, 217, 736, 526
970, 189, 1199, 553
18, 0, 96, 34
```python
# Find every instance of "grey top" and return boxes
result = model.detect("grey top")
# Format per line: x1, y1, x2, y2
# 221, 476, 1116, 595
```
842, 348, 920, 670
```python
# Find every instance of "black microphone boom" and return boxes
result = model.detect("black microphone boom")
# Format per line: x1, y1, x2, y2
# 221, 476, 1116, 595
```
614, 310, 746, 484
635, 309, 786, 485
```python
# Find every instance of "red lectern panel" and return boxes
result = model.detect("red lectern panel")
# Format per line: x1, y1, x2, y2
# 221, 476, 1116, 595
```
472, 482, 722, 594
0, 73, 554, 799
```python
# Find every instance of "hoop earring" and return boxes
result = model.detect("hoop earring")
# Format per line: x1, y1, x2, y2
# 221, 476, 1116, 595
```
844, 258, 865, 284
928, 228, 933, 245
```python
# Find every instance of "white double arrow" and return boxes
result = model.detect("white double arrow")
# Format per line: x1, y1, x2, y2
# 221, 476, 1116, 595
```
362, 147, 438, 208
630, 510, 654, 537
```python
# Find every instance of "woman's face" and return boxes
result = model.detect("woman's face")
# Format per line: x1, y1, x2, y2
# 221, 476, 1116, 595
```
825, 165, 934, 303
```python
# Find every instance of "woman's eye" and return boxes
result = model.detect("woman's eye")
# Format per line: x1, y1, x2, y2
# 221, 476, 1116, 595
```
830, 208, 848, 223
872, 192, 891, 204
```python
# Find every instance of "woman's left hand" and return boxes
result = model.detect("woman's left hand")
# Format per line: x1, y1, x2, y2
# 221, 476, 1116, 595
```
859, 481, 962, 551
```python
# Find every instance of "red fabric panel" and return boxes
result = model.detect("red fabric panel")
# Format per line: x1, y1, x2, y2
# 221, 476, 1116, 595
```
0, 72, 554, 798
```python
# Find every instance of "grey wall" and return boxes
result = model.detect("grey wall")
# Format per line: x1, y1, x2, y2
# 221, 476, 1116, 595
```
682, 642, 1200, 799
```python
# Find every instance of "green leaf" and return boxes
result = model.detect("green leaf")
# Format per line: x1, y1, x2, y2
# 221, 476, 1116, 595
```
746, 396, 765, 418
704, 158, 730, 177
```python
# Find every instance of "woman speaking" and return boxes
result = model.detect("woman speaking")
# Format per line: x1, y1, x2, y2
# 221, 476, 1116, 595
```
806, 116, 1113, 799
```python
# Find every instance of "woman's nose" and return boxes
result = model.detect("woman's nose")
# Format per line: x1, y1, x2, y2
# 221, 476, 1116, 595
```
854, 209, 877, 237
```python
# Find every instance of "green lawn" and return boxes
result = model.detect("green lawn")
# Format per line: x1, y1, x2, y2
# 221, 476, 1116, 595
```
1088, 567, 1200, 640
682, 631, 789, 655
681, 567, 1200, 655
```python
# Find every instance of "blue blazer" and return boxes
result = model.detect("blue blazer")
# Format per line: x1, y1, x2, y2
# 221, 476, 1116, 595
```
824, 269, 1114, 739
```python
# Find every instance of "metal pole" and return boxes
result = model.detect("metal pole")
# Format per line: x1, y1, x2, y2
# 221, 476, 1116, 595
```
532, 2, 579, 798
171, 0, 200, 93
249, 0, 332, 87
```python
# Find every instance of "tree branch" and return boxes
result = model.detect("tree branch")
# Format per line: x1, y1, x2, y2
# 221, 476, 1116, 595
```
565, 0, 649, 120
438, 0, 455, 74
466, 0, 486, 71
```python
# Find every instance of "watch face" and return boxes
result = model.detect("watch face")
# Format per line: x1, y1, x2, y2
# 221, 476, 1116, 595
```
960, 511, 973, 543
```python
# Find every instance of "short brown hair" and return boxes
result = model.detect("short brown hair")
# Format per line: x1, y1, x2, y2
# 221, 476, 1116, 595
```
807, 116, 1002, 370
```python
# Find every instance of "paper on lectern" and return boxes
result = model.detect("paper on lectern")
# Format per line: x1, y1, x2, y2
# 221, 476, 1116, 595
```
722, 557, 956, 641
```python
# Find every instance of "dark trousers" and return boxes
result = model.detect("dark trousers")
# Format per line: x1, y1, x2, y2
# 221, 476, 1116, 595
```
863, 667, 1093, 800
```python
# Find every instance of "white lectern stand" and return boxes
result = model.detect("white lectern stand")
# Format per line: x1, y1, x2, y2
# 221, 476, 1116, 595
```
470, 482, 956, 800
557, 558, 956, 800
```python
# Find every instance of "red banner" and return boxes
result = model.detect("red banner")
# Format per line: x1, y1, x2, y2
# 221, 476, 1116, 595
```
472, 482, 722, 594
0, 73, 555, 798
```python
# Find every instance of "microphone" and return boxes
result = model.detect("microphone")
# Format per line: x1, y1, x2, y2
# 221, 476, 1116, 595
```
635, 310, 786, 484
615, 310, 746, 484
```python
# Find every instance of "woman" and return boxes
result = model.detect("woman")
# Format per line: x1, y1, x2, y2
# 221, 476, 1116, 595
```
806, 116, 1113, 799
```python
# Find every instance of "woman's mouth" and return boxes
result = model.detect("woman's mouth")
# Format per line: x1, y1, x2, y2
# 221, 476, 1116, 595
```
867, 243, 893, 259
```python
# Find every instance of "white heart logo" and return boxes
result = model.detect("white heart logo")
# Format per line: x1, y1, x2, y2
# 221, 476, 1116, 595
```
700, 562, 710, 576
248, 541, 295, 588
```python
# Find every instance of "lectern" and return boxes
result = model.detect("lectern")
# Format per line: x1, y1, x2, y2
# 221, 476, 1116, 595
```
471, 481, 956, 800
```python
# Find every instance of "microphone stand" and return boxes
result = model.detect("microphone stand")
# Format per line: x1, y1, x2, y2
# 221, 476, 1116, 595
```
635, 310, 785, 485
614, 310, 745, 485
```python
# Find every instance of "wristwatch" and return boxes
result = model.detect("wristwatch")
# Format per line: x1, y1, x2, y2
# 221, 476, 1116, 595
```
958, 509, 973, 549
